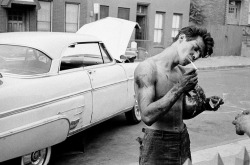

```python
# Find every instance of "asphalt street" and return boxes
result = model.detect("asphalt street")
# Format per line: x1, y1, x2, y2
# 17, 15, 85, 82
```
3, 68, 250, 165
50, 68, 250, 165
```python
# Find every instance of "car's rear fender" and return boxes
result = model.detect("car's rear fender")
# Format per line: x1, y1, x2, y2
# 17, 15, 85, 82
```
0, 115, 70, 162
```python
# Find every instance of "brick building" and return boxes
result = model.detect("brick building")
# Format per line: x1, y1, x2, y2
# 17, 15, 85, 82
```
190, 0, 250, 57
0, 0, 190, 55
191, 0, 250, 26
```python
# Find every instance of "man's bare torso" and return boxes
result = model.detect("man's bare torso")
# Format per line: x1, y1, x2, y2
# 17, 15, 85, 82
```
147, 59, 185, 132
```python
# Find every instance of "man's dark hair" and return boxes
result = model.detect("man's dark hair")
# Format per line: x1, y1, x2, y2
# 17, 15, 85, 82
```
173, 25, 214, 58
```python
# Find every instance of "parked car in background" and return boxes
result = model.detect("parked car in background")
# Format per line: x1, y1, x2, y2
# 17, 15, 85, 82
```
0, 18, 141, 165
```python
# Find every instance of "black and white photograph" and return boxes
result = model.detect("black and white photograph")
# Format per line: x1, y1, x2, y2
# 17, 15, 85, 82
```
1, 0, 250, 165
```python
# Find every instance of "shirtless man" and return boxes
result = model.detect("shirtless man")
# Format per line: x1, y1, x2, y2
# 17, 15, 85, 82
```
134, 26, 224, 165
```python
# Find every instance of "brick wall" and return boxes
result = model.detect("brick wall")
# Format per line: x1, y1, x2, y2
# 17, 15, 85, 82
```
239, 0, 250, 25
29, 8, 37, 31
191, 0, 227, 25
193, 0, 250, 26
0, 0, 7, 32
52, 0, 88, 32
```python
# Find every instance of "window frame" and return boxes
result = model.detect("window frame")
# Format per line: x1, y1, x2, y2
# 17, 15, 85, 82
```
0, 44, 52, 75
65, 3, 80, 33
60, 42, 113, 71
171, 13, 183, 41
153, 11, 165, 45
118, 7, 130, 20
100, 5, 109, 19
37, 1, 53, 32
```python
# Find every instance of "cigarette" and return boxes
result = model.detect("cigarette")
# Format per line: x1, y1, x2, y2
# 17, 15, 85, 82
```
188, 58, 198, 70
209, 99, 214, 108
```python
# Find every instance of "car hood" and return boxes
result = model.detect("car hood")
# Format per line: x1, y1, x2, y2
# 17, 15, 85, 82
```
77, 17, 139, 62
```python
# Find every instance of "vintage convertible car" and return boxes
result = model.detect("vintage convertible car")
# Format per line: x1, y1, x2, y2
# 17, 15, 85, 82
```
0, 18, 141, 165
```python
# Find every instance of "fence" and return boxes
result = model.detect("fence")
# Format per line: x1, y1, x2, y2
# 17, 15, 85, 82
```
206, 24, 243, 57
183, 147, 250, 165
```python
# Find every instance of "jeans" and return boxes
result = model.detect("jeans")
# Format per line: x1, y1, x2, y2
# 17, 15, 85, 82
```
137, 125, 191, 165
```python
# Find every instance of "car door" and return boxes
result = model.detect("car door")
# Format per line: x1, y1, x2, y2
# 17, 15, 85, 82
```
79, 42, 128, 123
60, 45, 94, 131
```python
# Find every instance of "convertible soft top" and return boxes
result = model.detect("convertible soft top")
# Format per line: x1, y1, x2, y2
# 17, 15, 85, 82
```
0, 32, 101, 59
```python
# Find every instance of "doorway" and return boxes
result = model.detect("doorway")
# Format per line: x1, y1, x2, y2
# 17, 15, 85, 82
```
7, 9, 28, 32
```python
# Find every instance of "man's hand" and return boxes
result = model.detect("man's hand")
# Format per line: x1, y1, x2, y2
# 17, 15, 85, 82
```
232, 112, 250, 136
205, 96, 224, 111
242, 110, 250, 115
177, 68, 198, 92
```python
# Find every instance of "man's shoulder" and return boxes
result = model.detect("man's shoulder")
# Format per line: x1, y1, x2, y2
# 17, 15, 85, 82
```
135, 59, 157, 81
136, 58, 156, 70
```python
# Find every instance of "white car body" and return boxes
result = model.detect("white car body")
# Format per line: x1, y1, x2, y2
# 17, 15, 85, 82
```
0, 18, 140, 164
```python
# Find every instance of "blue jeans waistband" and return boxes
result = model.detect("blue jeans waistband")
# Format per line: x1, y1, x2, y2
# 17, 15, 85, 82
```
142, 124, 187, 135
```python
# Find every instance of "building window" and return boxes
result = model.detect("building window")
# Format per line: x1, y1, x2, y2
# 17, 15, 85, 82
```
154, 12, 164, 44
137, 5, 147, 15
229, 6, 236, 13
118, 7, 130, 20
228, 0, 241, 25
37, 1, 52, 32
172, 14, 182, 39
100, 5, 109, 19
65, 3, 79, 33
229, 5, 237, 18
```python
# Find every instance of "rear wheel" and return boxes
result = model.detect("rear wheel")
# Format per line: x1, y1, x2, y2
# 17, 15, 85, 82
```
21, 147, 52, 165
125, 100, 141, 124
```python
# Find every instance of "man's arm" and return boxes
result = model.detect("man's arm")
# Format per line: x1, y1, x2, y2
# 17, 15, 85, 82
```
134, 61, 197, 126
183, 95, 224, 120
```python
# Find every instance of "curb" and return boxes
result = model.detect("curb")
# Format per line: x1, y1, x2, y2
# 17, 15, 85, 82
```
191, 138, 250, 164
197, 65, 250, 71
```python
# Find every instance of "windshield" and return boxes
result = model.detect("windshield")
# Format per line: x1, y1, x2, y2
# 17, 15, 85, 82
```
0, 45, 52, 75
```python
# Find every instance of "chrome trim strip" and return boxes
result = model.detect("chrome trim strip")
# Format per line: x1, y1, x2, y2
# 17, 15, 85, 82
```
58, 105, 85, 114
84, 60, 116, 69
0, 90, 91, 119
0, 72, 52, 79
92, 79, 128, 90
68, 106, 133, 136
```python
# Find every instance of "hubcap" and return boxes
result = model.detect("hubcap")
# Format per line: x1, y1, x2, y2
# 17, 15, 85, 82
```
22, 148, 50, 165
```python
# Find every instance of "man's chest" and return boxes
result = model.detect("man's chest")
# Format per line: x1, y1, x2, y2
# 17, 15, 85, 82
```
155, 68, 182, 98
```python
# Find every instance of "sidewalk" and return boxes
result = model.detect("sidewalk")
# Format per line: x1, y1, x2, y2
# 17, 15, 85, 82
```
191, 137, 250, 165
186, 55, 250, 70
